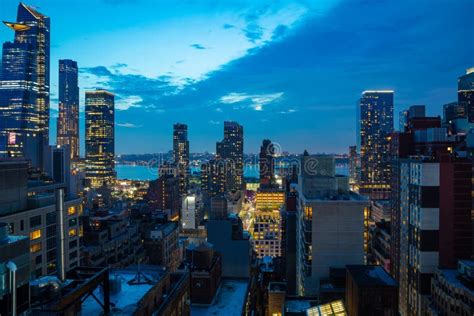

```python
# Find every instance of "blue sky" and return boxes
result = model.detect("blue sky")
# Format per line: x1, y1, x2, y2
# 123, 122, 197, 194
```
1, 0, 473, 154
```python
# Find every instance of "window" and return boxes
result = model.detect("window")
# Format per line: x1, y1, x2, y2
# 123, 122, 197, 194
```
20, 220, 24, 231
30, 242, 42, 253
30, 229, 42, 240
69, 250, 78, 260
69, 239, 78, 249
46, 212, 56, 225
30, 215, 41, 228
69, 218, 77, 227
46, 225, 56, 238
47, 237, 56, 250
47, 250, 56, 262
68, 206, 76, 216
68, 228, 77, 237
35, 255, 42, 264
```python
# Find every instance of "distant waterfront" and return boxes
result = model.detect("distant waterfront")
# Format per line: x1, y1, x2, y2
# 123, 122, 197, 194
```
115, 163, 349, 181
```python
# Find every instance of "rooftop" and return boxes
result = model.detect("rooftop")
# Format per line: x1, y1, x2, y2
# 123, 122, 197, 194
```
81, 266, 166, 315
346, 265, 397, 287
191, 279, 248, 316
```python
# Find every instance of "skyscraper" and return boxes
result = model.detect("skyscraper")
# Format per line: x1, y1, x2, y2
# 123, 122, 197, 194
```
57, 60, 79, 160
85, 90, 115, 189
458, 67, 474, 123
259, 139, 276, 189
358, 90, 394, 199
173, 123, 189, 194
216, 121, 244, 191
0, 3, 50, 169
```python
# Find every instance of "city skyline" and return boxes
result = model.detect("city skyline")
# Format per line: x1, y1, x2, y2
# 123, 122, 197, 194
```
1, 0, 472, 154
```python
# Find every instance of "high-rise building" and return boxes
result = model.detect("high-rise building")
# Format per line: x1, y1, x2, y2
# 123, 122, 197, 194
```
458, 67, 474, 123
0, 160, 82, 279
173, 123, 189, 194
0, 4, 50, 170
348, 145, 359, 187
57, 60, 79, 161
296, 154, 367, 295
216, 121, 244, 191
358, 90, 394, 199
85, 90, 115, 189
259, 139, 275, 188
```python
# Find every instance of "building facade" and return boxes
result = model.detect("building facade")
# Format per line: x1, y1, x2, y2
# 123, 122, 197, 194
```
216, 121, 244, 191
85, 90, 115, 189
57, 60, 79, 161
458, 67, 474, 123
296, 155, 367, 295
358, 90, 393, 199
0, 160, 82, 279
173, 123, 189, 194
0, 4, 50, 170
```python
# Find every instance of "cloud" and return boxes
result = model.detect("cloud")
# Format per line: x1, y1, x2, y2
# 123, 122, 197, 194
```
81, 66, 177, 111
117, 122, 143, 128
223, 23, 235, 29
116, 95, 143, 110
220, 92, 284, 110
208, 120, 220, 125
190, 43, 207, 50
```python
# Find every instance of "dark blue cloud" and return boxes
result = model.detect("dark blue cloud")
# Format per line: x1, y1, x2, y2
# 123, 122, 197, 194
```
190, 43, 207, 50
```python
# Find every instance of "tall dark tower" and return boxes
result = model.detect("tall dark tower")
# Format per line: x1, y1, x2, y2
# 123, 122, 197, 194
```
57, 60, 79, 161
85, 90, 115, 189
216, 121, 244, 191
173, 123, 189, 194
458, 67, 474, 123
259, 139, 275, 189
0, 3, 50, 170
358, 90, 394, 199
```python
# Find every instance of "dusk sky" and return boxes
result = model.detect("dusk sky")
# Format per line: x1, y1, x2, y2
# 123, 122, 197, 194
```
1, 0, 473, 154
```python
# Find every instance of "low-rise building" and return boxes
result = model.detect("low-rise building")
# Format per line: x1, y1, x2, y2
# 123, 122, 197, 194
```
345, 265, 398, 316
426, 260, 473, 316
81, 215, 143, 267
143, 221, 180, 270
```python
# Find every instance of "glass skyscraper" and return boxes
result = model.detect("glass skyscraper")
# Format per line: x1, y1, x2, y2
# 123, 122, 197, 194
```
57, 59, 79, 161
0, 3, 50, 169
458, 67, 474, 123
216, 121, 244, 191
358, 90, 394, 199
173, 123, 189, 194
85, 90, 115, 189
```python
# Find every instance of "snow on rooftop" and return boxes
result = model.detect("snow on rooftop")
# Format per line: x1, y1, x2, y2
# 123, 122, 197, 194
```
191, 279, 248, 316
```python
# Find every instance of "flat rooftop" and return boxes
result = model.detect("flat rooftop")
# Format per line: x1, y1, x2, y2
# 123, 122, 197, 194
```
347, 265, 397, 287
191, 279, 248, 316
81, 266, 166, 315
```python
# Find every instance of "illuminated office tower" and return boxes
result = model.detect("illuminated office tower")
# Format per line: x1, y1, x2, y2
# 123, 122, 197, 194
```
458, 67, 474, 123
85, 90, 115, 189
0, 3, 50, 169
358, 90, 394, 199
173, 123, 189, 194
252, 189, 285, 258
216, 121, 244, 191
57, 60, 79, 160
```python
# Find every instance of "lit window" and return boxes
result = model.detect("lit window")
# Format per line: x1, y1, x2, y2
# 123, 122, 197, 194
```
68, 206, 76, 216
30, 229, 42, 240
68, 228, 77, 237
30, 242, 42, 253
